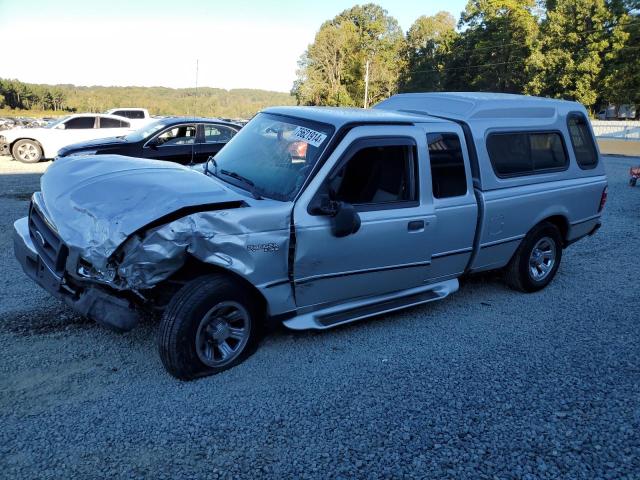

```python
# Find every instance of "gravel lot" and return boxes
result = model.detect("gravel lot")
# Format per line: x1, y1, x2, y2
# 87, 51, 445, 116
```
0, 154, 638, 479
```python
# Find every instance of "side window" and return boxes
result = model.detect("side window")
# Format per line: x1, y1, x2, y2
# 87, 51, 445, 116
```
567, 113, 598, 169
130, 111, 145, 119
99, 117, 129, 128
427, 133, 467, 198
331, 144, 417, 207
112, 110, 128, 118
203, 124, 237, 143
65, 117, 96, 129
154, 125, 197, 146
530, 133, 566, 170
487, 132, 568, 177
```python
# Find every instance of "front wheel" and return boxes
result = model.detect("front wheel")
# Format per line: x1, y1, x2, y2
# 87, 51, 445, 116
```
158, 274, 262, 380
504, 222, 563, 292
12, 139, 43, 163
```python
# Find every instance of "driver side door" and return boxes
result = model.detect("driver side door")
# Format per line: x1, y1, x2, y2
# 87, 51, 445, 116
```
292, 126, 436, 309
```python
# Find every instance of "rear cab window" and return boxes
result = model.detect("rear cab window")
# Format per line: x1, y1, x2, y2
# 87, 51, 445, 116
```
427, 133, 467, 198
486, 131, 568, 177
567, 113, 598, 169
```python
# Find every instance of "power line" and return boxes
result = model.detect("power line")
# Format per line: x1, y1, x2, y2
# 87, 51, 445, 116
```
407, 39, 640, 75
408, 18, 640, 63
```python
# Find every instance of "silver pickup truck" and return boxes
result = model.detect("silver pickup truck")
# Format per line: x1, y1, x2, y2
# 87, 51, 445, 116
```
13, 93, 607, 379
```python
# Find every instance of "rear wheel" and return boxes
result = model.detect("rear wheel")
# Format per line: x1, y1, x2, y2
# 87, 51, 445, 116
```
158, 274, 262, 380
504, 222, 563, 292
12, 139, 43, 163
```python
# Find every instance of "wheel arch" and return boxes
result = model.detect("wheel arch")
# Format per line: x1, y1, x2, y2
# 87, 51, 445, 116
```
10, 137, 46, 158
503, 214, 568, 268
538, 214, 569, 246
158, 255, 269, 319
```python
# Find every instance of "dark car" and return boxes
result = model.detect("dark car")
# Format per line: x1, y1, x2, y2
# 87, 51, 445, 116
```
57, 117, 242, 164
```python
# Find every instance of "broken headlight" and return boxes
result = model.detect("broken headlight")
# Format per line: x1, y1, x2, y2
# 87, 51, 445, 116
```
77, 258, 117, 283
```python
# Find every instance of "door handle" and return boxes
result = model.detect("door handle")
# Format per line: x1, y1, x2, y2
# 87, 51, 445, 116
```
408, 220, 425, 232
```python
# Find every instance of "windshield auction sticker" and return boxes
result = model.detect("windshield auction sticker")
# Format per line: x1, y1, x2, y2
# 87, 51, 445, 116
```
290, 126, 327, 148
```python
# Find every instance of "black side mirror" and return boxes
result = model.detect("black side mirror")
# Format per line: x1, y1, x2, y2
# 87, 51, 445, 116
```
312, 193, 340, 216
312, 193, 361, 237
147, 138, 159, 149
331, 202, 361, 238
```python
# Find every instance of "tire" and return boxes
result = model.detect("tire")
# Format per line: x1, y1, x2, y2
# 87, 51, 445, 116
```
11, 139, 43, 163
158, 274, 262, 380
504, 222, 563, 293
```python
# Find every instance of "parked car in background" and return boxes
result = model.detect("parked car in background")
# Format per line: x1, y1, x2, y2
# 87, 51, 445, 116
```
617, 104, 637, 120
596, 104, 638, 120
14, 93, 607, 379
57, 117, 242, 164
103, 108, 154, 127
1, 113, 134, 163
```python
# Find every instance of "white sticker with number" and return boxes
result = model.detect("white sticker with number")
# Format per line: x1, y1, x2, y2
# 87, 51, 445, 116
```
290, 126, 327, 148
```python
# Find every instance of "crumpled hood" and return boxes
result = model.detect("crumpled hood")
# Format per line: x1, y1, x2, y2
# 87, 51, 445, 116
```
59, 136, 128, 154
39, 155, 246, 262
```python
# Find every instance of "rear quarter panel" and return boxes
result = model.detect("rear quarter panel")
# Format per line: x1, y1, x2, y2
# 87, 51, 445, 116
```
471, 175, 606, 271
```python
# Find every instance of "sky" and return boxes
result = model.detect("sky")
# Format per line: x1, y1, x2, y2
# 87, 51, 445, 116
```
0, 0, 468, 93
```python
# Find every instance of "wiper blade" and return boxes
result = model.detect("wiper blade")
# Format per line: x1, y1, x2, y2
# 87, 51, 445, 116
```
220, 169, 262, 200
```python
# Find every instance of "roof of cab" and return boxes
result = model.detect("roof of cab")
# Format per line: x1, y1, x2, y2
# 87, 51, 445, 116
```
374, 92, 585, 121
262, 106, 445, 128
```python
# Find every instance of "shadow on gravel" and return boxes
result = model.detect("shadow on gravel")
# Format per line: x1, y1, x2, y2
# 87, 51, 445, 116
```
0, 192, 34, 201
2, 304, 94, 336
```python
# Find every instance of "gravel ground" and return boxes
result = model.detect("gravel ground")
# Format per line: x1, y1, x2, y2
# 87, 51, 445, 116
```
0, 154, 638, 479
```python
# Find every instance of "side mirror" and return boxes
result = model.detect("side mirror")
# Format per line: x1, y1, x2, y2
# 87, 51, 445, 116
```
56, 123, 66, 130
312, 193, 361, 237
146, 138, 158, 149
331, 202, 361, 238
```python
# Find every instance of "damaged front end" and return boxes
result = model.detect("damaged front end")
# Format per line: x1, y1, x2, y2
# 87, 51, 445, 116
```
13, 155, 294, 332
13, 199, 141, 332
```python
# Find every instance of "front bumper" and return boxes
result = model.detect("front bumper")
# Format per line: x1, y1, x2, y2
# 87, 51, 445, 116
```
13, 217, 140, 331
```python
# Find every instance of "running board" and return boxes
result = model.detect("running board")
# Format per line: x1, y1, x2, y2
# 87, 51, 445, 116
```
283, 278, 459, 330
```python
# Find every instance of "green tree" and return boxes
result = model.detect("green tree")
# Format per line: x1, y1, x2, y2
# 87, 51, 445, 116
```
293, 22, 359, 106
599, 6, 638, 114
526, 0, 628, 108
446, 0, 540, 93
399, 11, 457, 92
293, 3, 405, 107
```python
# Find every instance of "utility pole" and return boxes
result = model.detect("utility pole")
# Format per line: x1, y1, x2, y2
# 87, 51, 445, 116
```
193, 59, 199, 118
364, 59, 370, 109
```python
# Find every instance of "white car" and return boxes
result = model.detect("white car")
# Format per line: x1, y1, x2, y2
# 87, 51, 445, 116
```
0, 113, 135, 163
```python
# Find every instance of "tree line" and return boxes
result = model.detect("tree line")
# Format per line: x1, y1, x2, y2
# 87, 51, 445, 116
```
0, 80, 295, 119
292, 1, 640, 114
0, 79, 68, 111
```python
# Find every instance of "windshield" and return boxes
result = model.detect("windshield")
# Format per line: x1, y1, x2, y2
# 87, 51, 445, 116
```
212, 113, 333, 201
45, 116, 70, 128
124, 120, 167, 142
